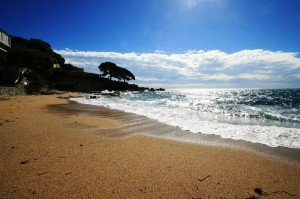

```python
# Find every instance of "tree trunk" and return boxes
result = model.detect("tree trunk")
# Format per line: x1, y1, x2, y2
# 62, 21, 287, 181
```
15, 67, 28, 84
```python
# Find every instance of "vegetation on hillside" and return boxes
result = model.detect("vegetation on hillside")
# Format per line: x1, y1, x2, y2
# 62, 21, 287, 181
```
5, 37, 65, 86
98, 62, 135, 82
1, 36, 160, 92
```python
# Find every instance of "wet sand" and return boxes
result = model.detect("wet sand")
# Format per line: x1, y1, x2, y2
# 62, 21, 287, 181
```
0, 93, 300, 198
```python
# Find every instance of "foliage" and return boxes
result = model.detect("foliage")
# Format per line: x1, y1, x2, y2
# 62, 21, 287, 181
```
60, 63, 84, 72
98, 62, 117, 80
7, 47, 53, 86
6, 36, 65, 86
11, 37, 65, 66
120, 67, 135, 81
61, 63, 76, 71
98, 62, 135, 82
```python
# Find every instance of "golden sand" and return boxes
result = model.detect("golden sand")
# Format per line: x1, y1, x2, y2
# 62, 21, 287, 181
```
0, 93, 299, 198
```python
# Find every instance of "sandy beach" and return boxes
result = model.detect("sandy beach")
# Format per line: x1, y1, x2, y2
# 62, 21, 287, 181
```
1, 93, 300, 198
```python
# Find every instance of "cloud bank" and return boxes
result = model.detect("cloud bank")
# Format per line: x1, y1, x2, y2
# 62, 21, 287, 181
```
55, 49, 300, 88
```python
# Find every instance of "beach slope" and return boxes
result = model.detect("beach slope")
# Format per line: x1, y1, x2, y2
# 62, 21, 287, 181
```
0, 94, 300, 198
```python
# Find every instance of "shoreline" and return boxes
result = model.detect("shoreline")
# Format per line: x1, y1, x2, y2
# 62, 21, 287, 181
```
73, 89, 300, 151
56, 100, 300, 163
1, 93, 300, 198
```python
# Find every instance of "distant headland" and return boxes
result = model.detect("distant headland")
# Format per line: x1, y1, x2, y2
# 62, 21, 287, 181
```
0, 32, 164, 94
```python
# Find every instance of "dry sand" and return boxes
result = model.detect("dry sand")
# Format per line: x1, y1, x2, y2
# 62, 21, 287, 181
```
0, 93, 300, 199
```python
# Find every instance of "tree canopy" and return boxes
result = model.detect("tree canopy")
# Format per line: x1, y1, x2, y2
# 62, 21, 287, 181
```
11, 37, 65, 66
59, 63, 83, 72
98, 62, 135, 82
6, 36, 65, 86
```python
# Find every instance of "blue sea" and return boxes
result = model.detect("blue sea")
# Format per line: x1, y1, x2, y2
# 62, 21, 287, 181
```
72, 89, 300, 149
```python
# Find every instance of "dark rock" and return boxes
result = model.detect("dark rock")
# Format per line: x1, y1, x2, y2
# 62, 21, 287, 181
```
37, 172, 48, 176
254, 187, 264, 195
156, 88, 165, 91
20, 160, 29, 164
100, 91, 120, 97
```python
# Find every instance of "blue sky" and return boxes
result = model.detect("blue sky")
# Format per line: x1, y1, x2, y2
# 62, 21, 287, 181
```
2, 0, 300, 88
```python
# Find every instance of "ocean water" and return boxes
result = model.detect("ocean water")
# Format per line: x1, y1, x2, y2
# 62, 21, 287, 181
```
71, 89, 300, 149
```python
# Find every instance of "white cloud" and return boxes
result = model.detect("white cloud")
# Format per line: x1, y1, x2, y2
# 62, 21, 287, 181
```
55, 49, 300, 88
223, 49, 300, 70
288, 73, 300, 79
200, 73, 236, 81
135, 76, 168, 82
238, 73, 274, 81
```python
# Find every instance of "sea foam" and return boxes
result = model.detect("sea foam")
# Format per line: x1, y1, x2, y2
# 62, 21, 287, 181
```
71, 89, 300, 149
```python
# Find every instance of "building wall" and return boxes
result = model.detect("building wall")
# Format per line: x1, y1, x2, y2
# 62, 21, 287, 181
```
0, 29, 11, 49
0, 29, 11, 84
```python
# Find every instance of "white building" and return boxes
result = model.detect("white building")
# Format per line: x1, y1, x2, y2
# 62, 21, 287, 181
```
0, 28, 11, 52
0, 28, 12, 83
